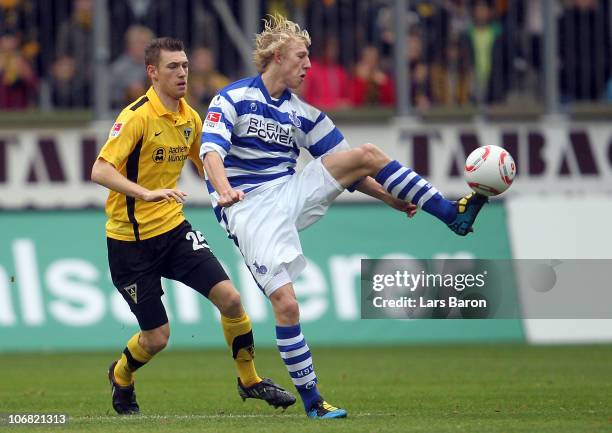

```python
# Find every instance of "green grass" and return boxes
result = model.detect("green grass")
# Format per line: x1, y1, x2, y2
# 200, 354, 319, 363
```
1, 345, 611, 432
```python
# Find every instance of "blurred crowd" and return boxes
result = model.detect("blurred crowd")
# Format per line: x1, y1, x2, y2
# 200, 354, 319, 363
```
0, 0, 610, 112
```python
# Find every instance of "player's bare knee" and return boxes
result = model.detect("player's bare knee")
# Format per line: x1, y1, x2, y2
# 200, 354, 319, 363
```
220, 290, 243, 317
147, 337, 168, 355
277, 297, 300, 322
141, 331, 168, 354
357, 143, 386, 173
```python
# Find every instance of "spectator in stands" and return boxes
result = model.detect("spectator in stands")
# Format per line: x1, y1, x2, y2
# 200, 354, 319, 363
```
559, 0, 611, 102
370, 1, 397, 66
463, 0, 503, 104
350, 45, 394, 107
406, 27, 432, 110
430, 33, 473, 106
491, 0, 530, 103
0, 30, 38, 109
0, 0, 39, 71
525, 0, 544, 98
186, 46, 230, 108
109, 25, 154, 108
303, 36, 352, 110
49, 54, 90, 108
413, 1, 452, 65
109, 0, 219, 62
109, 0, 160, 61
56, 0, 93, 108
445, 0, 471, 35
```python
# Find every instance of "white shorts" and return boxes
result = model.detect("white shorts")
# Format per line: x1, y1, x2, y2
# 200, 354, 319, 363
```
219, 158, 344, 297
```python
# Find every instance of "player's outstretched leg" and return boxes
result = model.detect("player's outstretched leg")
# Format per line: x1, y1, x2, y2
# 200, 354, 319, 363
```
272, 286, 347, 419
323, 144, 488, 235
372, 159, 488, 235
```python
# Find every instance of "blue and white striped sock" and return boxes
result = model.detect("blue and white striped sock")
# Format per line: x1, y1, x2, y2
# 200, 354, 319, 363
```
276, 324, 321, 411
375, 160, 457, 224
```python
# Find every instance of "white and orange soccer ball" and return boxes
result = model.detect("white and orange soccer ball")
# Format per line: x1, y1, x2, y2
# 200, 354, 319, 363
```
464, 145, 516, 196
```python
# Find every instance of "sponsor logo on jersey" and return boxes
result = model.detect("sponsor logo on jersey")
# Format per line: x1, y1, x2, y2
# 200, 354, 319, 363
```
152, 147, 165, 163
168, 145, 189, 162
152, 146, 188, 163
246, 118, 295, 146
109, 122, 123, 137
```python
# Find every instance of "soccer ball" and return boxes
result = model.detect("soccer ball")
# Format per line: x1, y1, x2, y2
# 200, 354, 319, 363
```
464, 145, 516, 196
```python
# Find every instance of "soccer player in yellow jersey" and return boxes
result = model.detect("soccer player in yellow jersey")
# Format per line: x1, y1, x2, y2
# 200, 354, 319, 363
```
92, 37, 295, 415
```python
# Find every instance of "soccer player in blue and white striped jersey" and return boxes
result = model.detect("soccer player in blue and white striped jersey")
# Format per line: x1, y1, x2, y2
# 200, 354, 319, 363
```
200, 15, 487, 420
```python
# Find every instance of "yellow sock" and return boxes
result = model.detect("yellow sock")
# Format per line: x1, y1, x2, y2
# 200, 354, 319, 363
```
113, 332, 154, 387
221, 313, 262, 387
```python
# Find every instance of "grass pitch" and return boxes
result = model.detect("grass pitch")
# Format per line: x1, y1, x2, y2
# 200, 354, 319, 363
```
1, 344, 611, 432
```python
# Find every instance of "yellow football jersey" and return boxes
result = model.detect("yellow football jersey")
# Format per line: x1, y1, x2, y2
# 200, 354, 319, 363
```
98, 86, 203, 241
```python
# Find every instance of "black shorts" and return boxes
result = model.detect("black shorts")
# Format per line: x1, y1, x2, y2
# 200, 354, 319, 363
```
107, 220, 228, 330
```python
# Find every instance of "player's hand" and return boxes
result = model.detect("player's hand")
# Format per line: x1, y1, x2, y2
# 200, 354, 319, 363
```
218, 189, 245, 207
386, 197, 417, 218
142, 189, 188, 203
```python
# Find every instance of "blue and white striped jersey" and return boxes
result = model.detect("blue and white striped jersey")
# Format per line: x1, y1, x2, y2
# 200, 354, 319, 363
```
200, 75, 349, 196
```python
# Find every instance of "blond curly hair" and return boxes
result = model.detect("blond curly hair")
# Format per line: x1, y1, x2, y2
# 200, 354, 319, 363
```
253, 14, 311, 73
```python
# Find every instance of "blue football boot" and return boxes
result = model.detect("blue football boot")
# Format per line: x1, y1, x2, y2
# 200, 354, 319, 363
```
447, 192, 488, 236
307, 399, 347, 419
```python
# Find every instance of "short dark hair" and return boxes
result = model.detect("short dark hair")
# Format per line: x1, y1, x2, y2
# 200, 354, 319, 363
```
144, 37, 185, 67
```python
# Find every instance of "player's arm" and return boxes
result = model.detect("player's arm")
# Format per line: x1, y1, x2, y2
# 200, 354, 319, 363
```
354, 177, 417, 218
203, 152, 244, 207
92, 113, 186, 203
91, 158, 187, 203
200, 93, 242, 207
